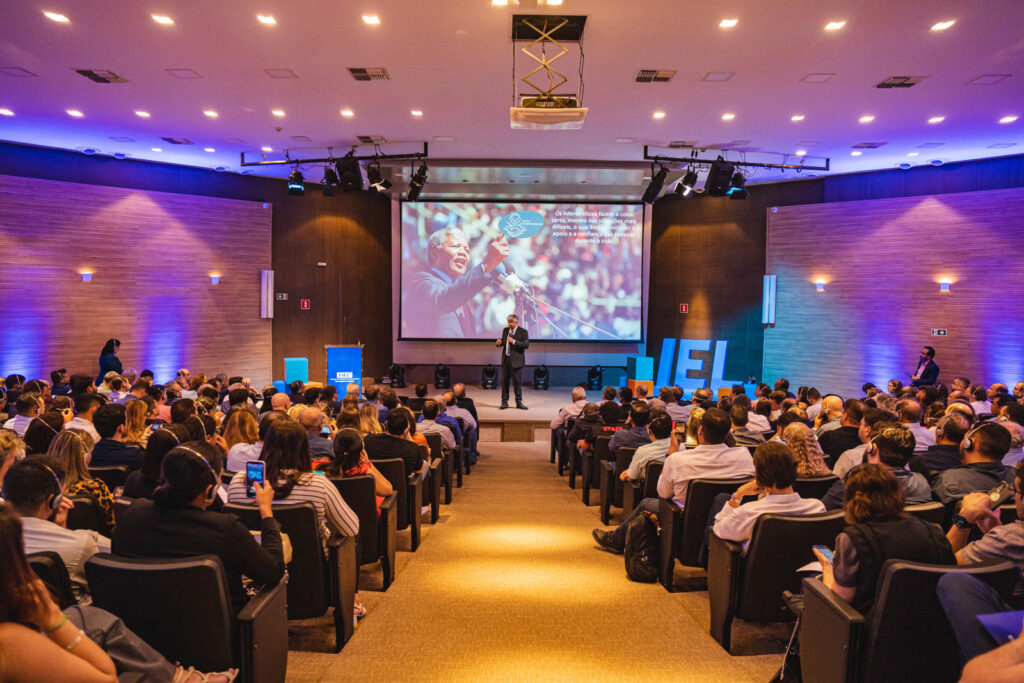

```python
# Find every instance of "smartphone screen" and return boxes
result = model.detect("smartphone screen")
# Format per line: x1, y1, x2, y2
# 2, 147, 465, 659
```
321, 425, 331, 436
245, 461, 265, 498
813, 544, 835, 564
988, 482, 1014, 507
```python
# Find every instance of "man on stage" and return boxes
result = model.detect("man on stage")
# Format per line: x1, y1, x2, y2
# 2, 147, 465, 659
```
496, 314, 529, 410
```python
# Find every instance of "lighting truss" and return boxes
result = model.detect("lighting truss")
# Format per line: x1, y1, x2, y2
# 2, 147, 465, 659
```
643, 146, 830, 172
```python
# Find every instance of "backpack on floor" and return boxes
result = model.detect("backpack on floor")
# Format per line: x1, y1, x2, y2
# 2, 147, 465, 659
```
624, 510, 660, 583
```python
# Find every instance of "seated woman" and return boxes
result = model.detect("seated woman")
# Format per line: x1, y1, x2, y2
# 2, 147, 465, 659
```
814, 463, 955, 614
123, 400, 151, 450
358, 403, 383, 436
122, 424, 190, 499
684, 407, 706, 448
396, 406, 429, 450
222, 407, 259, 456
319, 429, 393, 515
336, 408, 360, 432
46, 430, 115, 531
22, 411, 66, 456
783, 422, 832, 477
113, 441, 285, 611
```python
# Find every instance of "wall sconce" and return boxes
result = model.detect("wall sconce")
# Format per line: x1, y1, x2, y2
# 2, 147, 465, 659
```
210, 273, 220, 285
80, 271, 93, 282
815, 279, 826, 292
939, 279, 951, 293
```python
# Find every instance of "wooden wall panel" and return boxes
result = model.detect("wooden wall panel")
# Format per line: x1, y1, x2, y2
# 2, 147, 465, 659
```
764, 186, 1024, 397
0, 173, 272, 384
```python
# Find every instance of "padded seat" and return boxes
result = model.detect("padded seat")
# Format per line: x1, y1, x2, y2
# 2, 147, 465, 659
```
372, 458, 423, 551
28, 551, 75, 609
599, 446, 637, 525
330, 474, 398, 590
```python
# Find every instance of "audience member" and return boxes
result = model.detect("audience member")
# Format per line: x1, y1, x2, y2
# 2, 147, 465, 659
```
222, 408, 258, 453
123, 424, 189, 499
122, 400, 151, 449
932, 422, 1015, 505
908, 412, 971, 478
364, 409, 427, 479
169, 397, 197, 424
822, 423, 931, 509
89, 403, 142, 469
782, 422, 832, 478
804, 388, 824, 421
23, 410, 65, 456
406, 383, 429, 412
896, 399, 936, 453
567, 403, 604, 450
320, 429, 393, 515
970, 386, 992, 416
550, 386, 588, 430
813, 395, 843, 436
832, 408, 897, 478
452, 383, 479, 425
226, 411, 284, 473
417, 400, 456, 450
4, 392, 42, 436
299, 407, 334, 460
0, 430, 26, 487
817, 399, 865, 464
47, 430, 114, 531
608, 402, 651, 458
336, 408, 360, 432
621, 414, 673, 482
358, 402, 383, 435
728, 404, 765, 447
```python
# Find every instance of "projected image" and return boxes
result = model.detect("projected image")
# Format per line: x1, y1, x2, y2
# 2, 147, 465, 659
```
400, 202, 644, 341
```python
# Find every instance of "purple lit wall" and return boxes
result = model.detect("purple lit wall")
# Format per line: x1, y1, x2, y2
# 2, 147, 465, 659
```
0, 173, 272, 384
763, 186, 1024, 397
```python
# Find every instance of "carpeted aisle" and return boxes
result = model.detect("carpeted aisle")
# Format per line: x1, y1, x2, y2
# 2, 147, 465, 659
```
287, 442, 783, 681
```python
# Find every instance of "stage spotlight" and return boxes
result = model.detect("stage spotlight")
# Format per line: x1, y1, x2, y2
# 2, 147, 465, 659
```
672, 168, 699, 198
642, 164, 668, 204
586, 365, 603, 391
366, 163, 393, 192
287, 168, 305, 196
434, 363, 451, 389
704, 158, 735, 196
407, 162, 428, 201
387, 363, 406, 388
335, 151, 363, 192
728, 171, 748, 200
533, 365, 550, 390
321, 166, 339, 197
482, 364, 499, 390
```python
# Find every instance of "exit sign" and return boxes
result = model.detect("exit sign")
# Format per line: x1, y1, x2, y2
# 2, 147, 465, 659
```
679, 304, 689, 314
931, 328, 948, 337
300, 299, 311, 310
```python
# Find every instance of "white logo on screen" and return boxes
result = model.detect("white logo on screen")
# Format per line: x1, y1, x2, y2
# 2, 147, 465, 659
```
335, 372, 354, 381
504, 212, 526, 237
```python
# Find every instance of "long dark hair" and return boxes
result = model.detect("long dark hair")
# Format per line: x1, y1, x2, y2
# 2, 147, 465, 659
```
142, 424, 190, 480
262, 420, 311, 499
333, 429, 364, 473
153, 441, 221, 509
100, 338, 121, 356
0, 505, 40, 623
23, 411, 65, 455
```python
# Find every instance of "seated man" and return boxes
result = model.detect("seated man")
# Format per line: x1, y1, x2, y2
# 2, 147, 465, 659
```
444, 391, 477, 460
936, 461, 1024, 665
3, 392, 42, 437
4, 458, 110, 602
417, 399, 456, 450
453, 383, 479, 425
661, 386, 688, 423
822, 422, 932, 509
813, 395, 844, 436
621, 414, 673, 482
909, 412, 971, 477
897, 399, 936, 453
832, 407, 897, 478
405, 383, 429, 412
89, 403, 143, 469
592, 408, 753, 553
729, 404, 765, 447
568, 403, 604, 452
932, 422, 1016, 505
970, 386, 992, 417
299, 407, 334, 460
550, 386, 588, 430
364, 409, 427, 479
608, 402, 652, 459
818, 399, 865, 463
424, 395, 463, 443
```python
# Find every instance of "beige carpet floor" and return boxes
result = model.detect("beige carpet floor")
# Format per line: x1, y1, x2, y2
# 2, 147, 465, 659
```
286, 442, 787, 682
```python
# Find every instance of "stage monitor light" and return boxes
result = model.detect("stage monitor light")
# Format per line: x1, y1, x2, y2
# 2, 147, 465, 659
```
321, 166, 339, 197
727, 171, 747, 200
482, 364, 499, 390
642, 164, 668, 204
387, 363, 406, 388
366, 164, 392, 192
704, 158, 735, 196
586, 365, 603, 391
287, 169, 305, 196
335, 152, 363, 192
407, 162, 428, 201
434, 363, 451, 389
533, 365, 550, 390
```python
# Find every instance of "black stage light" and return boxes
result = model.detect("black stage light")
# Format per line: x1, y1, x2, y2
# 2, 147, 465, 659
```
287, 169, 305, 196
728, 171, 748, 200
387, 363, 406, 388
705, 158, 735, 197
335, 151, 363, 192
407, 162, 428, 201
586, 365, 603, 391
321, 166, 339, 197
434, 363, 451, 389
642, 164, 668, 204
366, 163, 392, 192
533, 365, 550, 390
482, 364, 499, 390
678, 168, 698, 197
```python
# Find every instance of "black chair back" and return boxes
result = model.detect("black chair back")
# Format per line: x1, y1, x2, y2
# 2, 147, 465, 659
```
331, 475, 379, 564
373, 458, 410, 530
904, 501, 945, 525
423, 433, 444, 460
66, 494, 109, 535
740, 511, 846, 620
113, 496, 132, 525
642, 461, 664, 499
225, 502, 327, 620
28, 551, 75, 609
793, 475, 839, 500
86, 553, 236, 671
999, 503, 1018, 525
680, 478, 754, 565
88, 465, 129, 490
613, 446, 637, 507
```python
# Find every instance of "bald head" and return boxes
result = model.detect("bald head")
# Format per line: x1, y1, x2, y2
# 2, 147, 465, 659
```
453, 383, 466, 398
299, 407, 325, 432
822, 395, 843, 414
271, 393, 291, 411
434, 396, 447, 415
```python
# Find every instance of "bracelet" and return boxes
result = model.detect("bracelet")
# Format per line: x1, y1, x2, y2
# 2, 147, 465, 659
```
44, 613, 68, 633
66, 629, 85, 650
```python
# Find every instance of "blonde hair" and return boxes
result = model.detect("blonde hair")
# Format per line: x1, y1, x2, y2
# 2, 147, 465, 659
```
46, 430, 94, 490
358, 403, 382, 436
124, 400, 150, 446
223, 409, 259, 450
0, 431, 26, 466
782, 422, 831, 477
687, 407, 705, 444
287, 404, 305, 421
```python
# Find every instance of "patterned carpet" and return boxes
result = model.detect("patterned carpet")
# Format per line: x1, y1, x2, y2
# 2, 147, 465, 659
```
286, 441, 786, 681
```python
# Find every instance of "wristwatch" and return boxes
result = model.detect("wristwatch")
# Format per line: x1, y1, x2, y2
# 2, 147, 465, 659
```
952, 514, 972, 529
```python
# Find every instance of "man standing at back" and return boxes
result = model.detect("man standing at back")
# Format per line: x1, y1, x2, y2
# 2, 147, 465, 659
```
910, 345, 940, 387
496, 314, 529, 410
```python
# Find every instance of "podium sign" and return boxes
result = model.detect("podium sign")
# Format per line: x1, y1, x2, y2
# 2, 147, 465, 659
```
326, 345, 363, 393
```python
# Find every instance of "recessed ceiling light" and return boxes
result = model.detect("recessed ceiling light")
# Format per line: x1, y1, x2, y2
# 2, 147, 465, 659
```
859, 114, 875, 123
151, 14, 174, 25
411, 109, 423, 117
261, 146, 273, 152
719, 18, 738, 28
928, 116, 945, 124
907, 152, 919, 157
43, 10, 69, 22
203, 110, 218, 118
257, 14, 276, 25
652, 111, 666, 119
151, 147, 162, 152
66, 109, 83, 117
204, 147, 215, 152
930, 19, 955, 31
721, 112, 736, 120
999, 115, 1019, 124
791, 114, 805, 122
362, 14, 380, 25
135, 110, 151, 118
340, 108, 354, 117
545, 0, 563, 5
850, 151, 863, 156
796, 149, 807, 156
615, 137, 634, 143
491, 0, 508, 5
271, 109, 285, 117
0, 108, 13, 116
824, 20, 846, 30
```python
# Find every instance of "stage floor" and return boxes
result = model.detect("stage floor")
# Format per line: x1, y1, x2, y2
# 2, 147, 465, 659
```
432, 384, 581, 443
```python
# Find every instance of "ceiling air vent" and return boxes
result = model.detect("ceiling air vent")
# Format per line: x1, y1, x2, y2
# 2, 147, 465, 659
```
357, 135, 387, 144
289, 135, 312, 142
851, 142, 887, 149
635, 69, 676, 83
165, 69, 202, 79
875, 75, 927, 89
160, 137, 194, 145
668, 140, 697, 149
76, 69, 128, 83
348, 67, 390, 81
0, 67, 38, 77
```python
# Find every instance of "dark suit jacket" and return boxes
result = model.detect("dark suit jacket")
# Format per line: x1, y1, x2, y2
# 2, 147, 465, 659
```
364, 433, 424, 478
405, 397, 427, 412
404, 265, 491, 338
456, 396, 479, 424
91, 439, 143, 469
911, 359, 940, 387
497, 326, 529, 369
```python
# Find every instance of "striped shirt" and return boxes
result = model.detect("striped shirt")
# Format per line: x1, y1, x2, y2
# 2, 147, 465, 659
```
227, 470, 359, 545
